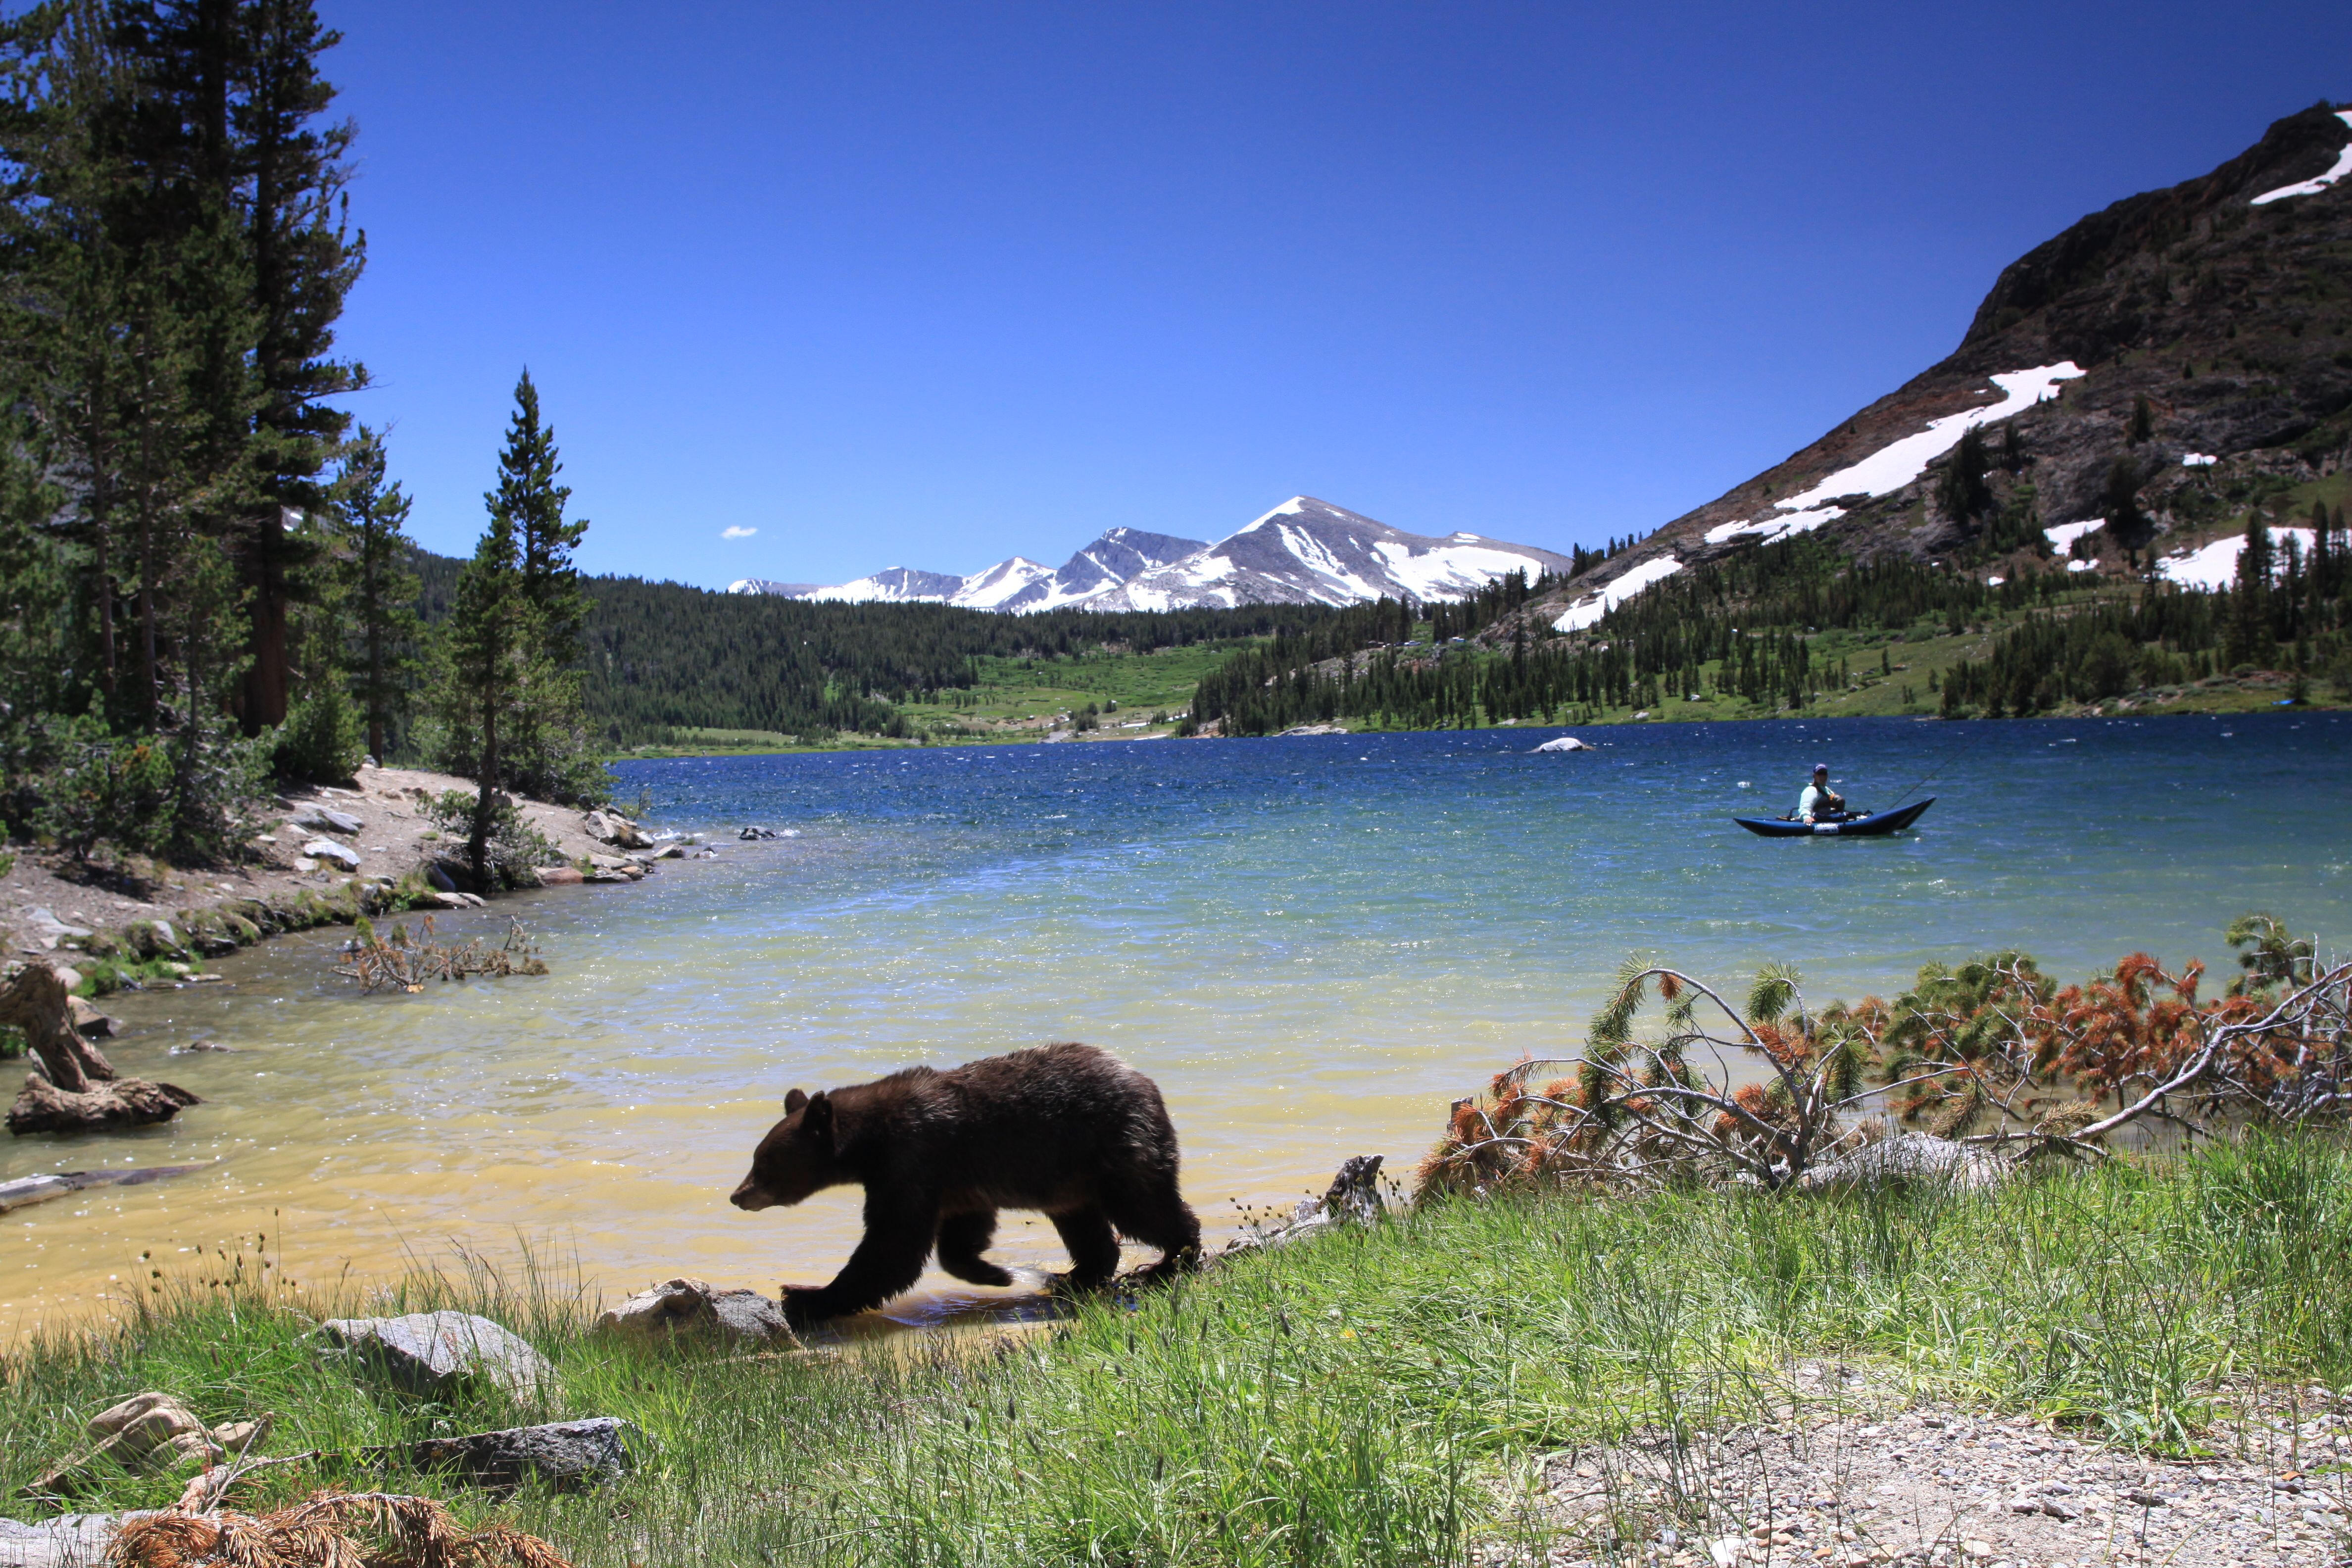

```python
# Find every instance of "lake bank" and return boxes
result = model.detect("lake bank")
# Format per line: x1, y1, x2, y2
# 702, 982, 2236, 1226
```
5, 713, 2348, 1340
5, 1133, 2347, 1566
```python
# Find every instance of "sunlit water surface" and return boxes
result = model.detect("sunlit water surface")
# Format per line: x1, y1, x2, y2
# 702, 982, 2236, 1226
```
8, 713, 2349, 1335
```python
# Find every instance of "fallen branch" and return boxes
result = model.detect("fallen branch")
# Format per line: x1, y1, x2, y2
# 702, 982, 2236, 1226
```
332, 917, 548, 995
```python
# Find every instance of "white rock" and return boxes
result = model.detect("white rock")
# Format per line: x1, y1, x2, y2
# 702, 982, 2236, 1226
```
302, 838, 361, 872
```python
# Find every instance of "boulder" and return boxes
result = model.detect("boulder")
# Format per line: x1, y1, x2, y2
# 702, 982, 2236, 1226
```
595, 1278, 796, 1345
581, 811, 650, 850
1795, 1131, 2012, 1191
1533, 735, 1590, 752
424, 859, 459, 892
302, 838, 361, 872
287, 802, 363, 836
315, 1311, 552, 1401
66, 998, 117, 1039
738, 825, 781, 840
23, 909, 93, 949
404, 1418, 635, 1492
1274, 723, 1347, 737
535, 866, 585, 885
123, 920, 180, 960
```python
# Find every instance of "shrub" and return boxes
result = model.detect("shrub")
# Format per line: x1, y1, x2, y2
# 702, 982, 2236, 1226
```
273, 685, 368, 784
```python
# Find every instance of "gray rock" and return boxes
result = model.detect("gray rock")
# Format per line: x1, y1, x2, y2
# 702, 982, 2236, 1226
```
125, 919, 179, 959
404, 1417, 634, 1492
425, 860, 459, 892
1796, 1131, 2011, 1191
739, 825, 780, 840
316, 1311, 552, 1400
302, 837, 362, 872
0, 1512, 158, 1568
288, 802, 363, 836
595, 1277, 795, 1344
23, 908, 93, 940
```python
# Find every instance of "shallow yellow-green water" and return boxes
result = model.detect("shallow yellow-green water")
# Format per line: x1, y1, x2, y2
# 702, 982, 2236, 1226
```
8, 715, 2349, 1337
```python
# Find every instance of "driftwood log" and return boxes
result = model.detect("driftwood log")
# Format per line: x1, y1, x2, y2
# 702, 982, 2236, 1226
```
2, 965, 198, 1135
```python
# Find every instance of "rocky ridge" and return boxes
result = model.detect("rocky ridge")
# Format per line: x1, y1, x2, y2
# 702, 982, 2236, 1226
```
1515, 101, 2352, 637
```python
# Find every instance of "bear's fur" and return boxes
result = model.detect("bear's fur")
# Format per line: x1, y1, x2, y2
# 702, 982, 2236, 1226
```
730, 1041, 1200, 1324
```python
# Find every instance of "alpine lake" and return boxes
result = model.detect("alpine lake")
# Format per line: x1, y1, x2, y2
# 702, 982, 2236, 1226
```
7, 711, 2350, 1337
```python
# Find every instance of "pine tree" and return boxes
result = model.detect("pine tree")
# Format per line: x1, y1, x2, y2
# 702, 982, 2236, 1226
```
481, 370, 602, 803
1936, 426, 1992, 524
437, 495, 525, 887
2226, 516, 2275, 670
2128, 394, 2154, 445
339, 424, 419, 762
2102, 458, 2155, 563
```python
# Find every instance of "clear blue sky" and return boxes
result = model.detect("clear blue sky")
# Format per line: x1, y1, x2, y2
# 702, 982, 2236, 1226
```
320, 1, 2350, 590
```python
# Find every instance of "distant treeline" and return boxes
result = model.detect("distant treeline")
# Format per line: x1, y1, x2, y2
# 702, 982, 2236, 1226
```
1942, 506, 2350, 716
405, 555, 1363, 746
1190, 511, 2352, 735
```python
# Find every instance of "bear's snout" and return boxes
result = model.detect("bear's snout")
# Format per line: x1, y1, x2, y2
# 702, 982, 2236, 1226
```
730, 1178, 776, 1211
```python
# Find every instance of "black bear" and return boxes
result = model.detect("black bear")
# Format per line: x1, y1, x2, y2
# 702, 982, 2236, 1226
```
730, 1042, 1201, 1324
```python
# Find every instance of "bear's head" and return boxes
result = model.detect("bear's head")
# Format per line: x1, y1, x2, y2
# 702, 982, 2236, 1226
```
730, 1087, 841, 1211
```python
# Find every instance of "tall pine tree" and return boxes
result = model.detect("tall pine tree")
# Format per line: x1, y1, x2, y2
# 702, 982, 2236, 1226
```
338, 425, 419, 764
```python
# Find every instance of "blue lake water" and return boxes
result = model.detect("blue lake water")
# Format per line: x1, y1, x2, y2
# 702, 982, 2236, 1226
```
9, 711, 2349, 1331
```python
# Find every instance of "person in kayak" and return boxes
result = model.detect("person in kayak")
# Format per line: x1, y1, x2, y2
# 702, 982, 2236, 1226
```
1798, 764, 1849, 823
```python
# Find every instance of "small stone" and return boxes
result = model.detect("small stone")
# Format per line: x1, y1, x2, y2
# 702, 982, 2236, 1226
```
536, 865, 585, 885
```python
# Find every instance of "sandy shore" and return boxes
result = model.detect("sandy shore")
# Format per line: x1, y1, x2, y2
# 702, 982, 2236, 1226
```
1, 763, 662, 970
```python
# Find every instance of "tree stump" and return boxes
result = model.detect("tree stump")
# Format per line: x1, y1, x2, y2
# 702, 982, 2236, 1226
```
2, 965, 199, 1135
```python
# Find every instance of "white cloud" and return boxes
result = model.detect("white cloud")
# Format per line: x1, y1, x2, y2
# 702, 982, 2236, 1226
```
721, 525, 757, 540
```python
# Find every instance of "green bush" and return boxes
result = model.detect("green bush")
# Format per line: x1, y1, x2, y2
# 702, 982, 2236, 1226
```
274, 685, 367, 784
424, 788, 564, 890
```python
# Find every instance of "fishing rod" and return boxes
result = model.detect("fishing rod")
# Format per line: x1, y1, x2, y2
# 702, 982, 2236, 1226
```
1881, 728, 1969, 811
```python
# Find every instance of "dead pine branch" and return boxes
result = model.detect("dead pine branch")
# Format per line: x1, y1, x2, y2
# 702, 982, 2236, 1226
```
331, 917, 549, 996
1419, 916, 2352, 1197
106, 1487, 572, 1568
3, 963, 201, 1135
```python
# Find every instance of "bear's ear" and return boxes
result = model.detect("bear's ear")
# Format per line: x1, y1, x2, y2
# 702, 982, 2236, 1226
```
784, 1087, 808, 1116
803, 1090, 833, 1144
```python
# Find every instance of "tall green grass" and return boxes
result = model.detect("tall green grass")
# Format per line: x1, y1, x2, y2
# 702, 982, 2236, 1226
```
5, 1133, 2349, 1566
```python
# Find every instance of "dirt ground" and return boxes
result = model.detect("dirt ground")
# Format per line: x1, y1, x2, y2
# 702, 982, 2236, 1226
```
1511, 1367, 2349, 1568
1, 764, 665, 963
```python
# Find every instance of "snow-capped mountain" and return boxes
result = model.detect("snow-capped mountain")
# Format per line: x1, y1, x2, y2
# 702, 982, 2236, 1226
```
992, 528, 1208, 612
1081, 498, 1576, 612
728, 502, 1570, 613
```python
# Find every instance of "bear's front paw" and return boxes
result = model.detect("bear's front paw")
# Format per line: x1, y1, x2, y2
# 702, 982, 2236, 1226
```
780, 1285, 831, 1328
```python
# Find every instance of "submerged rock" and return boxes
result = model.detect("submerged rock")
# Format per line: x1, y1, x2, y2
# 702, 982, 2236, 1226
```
1533, 735, 1590, 752
315, 1311, 552, 1401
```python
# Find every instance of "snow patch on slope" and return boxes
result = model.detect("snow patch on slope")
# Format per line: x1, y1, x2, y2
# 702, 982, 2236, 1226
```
2156, 529, 2318, 590
1553, 555, 1683, 633
1705, 364, 2084, 546
2251, 112, 2352, 204
2045, 519, 2105, 551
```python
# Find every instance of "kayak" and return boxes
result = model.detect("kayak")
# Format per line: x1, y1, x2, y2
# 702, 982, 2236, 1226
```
1733, 798, 1935, 837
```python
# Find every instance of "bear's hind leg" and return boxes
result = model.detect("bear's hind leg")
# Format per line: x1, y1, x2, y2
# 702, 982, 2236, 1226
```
1105, 1182, 1202, 1281
1050, 1206, 1122, 1287
936, 1209, 1015, 1287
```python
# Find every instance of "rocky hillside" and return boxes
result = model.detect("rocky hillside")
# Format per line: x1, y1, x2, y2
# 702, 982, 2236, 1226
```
1519, 101, 2352, 635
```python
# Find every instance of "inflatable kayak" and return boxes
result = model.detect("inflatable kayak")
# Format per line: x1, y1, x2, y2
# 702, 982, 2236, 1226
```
1733, 798, 1935, 837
